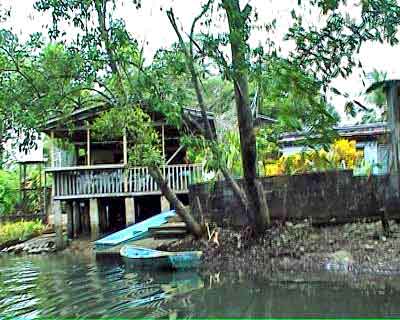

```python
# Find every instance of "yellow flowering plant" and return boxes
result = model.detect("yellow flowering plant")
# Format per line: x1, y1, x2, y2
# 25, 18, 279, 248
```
264, 139, 363, 176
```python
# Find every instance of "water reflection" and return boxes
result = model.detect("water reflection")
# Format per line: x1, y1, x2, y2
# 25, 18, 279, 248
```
0, 254, 203, 319
1, 253, 400, 318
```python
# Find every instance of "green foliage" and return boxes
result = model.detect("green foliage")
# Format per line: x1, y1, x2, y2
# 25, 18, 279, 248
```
144, 48, 192, 128
22, 167, 44, 213
366, 69, 388, 109
254, 57, 339, 146
2, 0, 399, 187
0, 166, 44, 215
288, 0, 400, 88
0, 30, 91, 152
0, 170, 19, 215
0, 220, 44, 246
92, 106, 163, 167
184, 127, 280, 177
360, 69, 387, 124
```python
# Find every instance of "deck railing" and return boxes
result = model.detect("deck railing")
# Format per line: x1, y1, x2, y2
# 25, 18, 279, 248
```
46, 164, 204, 199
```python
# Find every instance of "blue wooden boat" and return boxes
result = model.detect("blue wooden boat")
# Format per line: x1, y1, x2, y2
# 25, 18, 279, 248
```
120, 245, 202, 269
94, 210, 176, 249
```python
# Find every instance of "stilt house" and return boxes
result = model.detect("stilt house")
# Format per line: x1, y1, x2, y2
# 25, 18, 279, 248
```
43, 105, 214, 239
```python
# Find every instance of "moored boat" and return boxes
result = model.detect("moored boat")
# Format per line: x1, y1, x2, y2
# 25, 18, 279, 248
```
120, 245, 202, 269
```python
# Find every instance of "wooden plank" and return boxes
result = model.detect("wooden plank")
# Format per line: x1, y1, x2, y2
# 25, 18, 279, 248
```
101, 172, 105, 193
153, 229, 188, 239
86, 127, 91, 166
87, 172, 91, 195
60, 174, 64, 196
148, 222, 187, 231
179, 165, 183, 191
45, 164, 125, 173
118, 169, 122, 193
128, 169, 132, 193
70, 173, 74, 195
166, 146, 183, 165
53, 189, 188, 200
132, 168, 136, 192
144, 167, 148, 192
111, 170, 115, 193
123, 131, 128, 165
68, 174, 72, 195
152, 229, 188, 235
76, 172, 80, 195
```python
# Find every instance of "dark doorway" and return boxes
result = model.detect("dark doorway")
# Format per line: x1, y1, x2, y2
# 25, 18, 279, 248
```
98, 198, 126, 233
135, 196, 161, 223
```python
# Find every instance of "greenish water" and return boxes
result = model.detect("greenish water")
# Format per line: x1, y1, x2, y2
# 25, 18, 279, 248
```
1, 252, 400, 318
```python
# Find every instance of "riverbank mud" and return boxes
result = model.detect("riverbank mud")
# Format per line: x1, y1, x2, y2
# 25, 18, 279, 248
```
164, 219, 400, 276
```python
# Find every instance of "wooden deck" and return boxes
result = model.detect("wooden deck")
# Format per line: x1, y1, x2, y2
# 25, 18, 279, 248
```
46, 163, 204, 200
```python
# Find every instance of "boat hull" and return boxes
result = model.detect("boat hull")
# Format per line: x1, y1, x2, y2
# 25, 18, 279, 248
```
120, 245, 202, 270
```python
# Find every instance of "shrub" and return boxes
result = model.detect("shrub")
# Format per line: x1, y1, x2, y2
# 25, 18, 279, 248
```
0, 220, 45, 246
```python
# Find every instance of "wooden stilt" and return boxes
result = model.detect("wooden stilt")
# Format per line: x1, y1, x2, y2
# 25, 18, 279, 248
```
53, 200, 64, 250
89, 198, 99, 240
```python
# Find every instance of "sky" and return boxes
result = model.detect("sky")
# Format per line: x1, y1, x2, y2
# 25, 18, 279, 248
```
2, 0, 400, 124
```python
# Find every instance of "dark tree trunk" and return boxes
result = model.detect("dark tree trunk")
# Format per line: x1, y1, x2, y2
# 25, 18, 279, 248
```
223, 0, 270, 232
149, 166, 203, 238
387, 81, 400, 196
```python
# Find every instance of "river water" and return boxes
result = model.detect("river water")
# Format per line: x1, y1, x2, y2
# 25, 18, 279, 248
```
1, 252, 400, 318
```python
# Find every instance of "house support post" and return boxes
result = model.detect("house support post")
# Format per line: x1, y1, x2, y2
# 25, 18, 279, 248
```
125, 197, 135, 226
160, 196, 170, 212
72, 201, 80, 238
89, 198, 100, 240
66, 202, 73, 239
53, 200, 64, 250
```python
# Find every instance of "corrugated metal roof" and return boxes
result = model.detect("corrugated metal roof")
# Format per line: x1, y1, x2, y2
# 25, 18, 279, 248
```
280, 122, 388, 143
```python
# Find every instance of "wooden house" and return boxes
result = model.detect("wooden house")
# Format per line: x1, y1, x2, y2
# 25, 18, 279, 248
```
43, 105, 215, 241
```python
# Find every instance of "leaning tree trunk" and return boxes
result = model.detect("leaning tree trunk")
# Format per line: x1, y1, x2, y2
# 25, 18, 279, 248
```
92, 2, 202, 238
223, 0, 270, 233
167, 8, 250, 213
149, 166, 203, 238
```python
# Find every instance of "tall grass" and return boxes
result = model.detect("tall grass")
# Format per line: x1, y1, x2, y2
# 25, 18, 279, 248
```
0, 220, 45, 246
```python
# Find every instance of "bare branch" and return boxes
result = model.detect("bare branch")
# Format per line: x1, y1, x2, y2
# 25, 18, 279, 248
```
189, 0, 214, 56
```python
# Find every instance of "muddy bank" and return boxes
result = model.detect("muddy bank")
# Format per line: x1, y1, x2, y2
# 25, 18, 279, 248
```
164, 219, 400, 276
1, 233, 58, 254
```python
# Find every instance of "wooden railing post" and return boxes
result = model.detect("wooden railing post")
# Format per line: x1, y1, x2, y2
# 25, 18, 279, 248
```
86, 127, 91, 166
